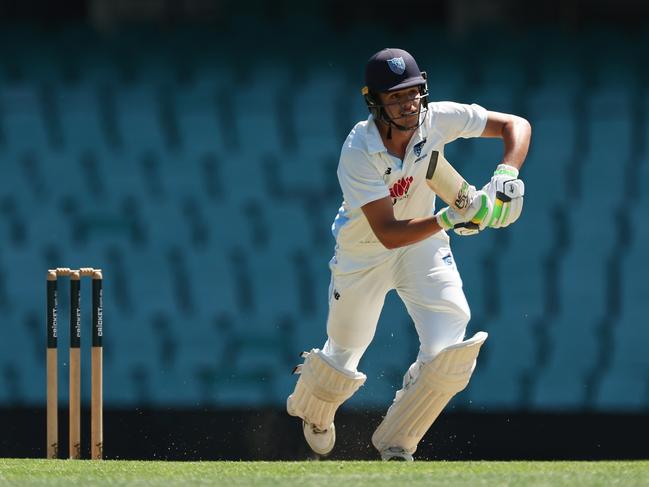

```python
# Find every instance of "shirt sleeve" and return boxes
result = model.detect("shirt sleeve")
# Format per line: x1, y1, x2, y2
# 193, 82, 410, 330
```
429, 102, 488, 144
337, 148, 390, 209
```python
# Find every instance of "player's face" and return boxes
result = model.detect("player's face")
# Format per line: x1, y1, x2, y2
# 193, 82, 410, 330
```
379, 87, 422, 127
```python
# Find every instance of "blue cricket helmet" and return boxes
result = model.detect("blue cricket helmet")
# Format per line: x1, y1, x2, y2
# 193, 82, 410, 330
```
364, 48, 426, 93
361, 48, 429, 135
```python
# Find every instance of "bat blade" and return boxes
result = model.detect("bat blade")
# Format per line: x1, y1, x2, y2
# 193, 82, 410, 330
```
425, 151, 473, 215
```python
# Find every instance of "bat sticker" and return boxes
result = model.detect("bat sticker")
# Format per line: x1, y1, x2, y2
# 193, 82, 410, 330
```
455, 181, 470, 210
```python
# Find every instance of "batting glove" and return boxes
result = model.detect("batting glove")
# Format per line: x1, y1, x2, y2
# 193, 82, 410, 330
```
435, 189, 493, 236
482, 164, 525, 228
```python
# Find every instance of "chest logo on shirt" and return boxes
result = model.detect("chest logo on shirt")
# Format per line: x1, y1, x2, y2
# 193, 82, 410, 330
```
413, 139, 426, 157
413, 139, 428, 163
389, 176, 414, 205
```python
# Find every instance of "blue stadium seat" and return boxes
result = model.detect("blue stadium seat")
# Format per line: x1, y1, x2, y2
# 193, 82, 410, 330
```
584, 28, 639, 92
234, 64, 287, 158
115, 84, 167, 151
478, 46, 528, 94
581, 89, 632, 206
265, 152, 335, 202
595, 164, 649, 409
506, 234, 548, 321
530, 227, 611, 409
507, 149, 555, 277
629, 156, 649, 242
293, 69, 344, 156
416, 41, 468, 101
4, 237, 61, 309
0, 315, 32, 404
530, 309, 601, 410
176, 83, 229, 156
57, 85, 110, 153
595, 308, 649, 411
451, 135, 507, 184
465, 316, 536, 410
523, 120, 575, 204
214, 151, 270, 207
103, 305, 143, 405
245, 249, 302, 328
450, 228, 497, 323
528, 29, 583, 94
359, 291, 418, 407
204, 334, 290, 407
1, 84, 51, 152
472, 84, 516, 116
525, 89, 576, 203
265, 203, 312, 251
530, 106, 629, 407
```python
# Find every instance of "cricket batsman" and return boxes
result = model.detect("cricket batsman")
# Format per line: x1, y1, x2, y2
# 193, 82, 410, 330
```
287, 48, 531, 460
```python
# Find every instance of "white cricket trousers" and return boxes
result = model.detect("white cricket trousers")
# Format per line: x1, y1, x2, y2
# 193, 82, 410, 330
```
322, 236, 471, 372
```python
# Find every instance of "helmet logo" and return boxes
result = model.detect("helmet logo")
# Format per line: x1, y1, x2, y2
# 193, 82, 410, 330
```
387, 57, 406, 75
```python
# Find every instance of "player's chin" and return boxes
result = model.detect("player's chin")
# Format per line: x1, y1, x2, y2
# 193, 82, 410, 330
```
389, 113, 418, 130
401, 114, 419, 128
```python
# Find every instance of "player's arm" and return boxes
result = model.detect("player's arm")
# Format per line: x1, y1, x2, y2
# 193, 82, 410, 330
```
480, 110, 531, 228
362, 192, 491, 249
481, 111, 531, 170
361, 197, 441, 249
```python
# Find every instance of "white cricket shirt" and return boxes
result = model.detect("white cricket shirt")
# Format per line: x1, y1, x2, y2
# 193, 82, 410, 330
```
331, 101, 488, 273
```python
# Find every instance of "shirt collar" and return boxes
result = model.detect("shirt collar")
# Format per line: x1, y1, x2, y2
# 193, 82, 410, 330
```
366, 114, 386, 154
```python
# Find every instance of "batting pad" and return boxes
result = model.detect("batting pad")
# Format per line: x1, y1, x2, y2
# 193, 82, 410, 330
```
287, 349, 366, 430
372, 331, 488, 454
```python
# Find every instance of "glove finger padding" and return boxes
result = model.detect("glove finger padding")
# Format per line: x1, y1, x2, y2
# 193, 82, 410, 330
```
500, 195, 524, 227
490, 179, 524, 228
436, 188, 491, 234
474, 192, 493, 230
452, 192, 493, 236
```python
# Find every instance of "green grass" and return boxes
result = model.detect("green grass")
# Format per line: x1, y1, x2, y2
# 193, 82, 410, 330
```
1, 459, 648, 486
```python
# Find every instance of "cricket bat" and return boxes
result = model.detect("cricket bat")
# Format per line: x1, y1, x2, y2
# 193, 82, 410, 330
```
425, 151, 474, 215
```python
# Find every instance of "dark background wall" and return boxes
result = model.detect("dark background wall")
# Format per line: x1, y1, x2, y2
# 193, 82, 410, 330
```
3, 408, 648, 460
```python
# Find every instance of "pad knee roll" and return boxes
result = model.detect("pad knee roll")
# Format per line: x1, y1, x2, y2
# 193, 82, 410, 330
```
372, 331, 487, 454
287, 349, 366, 430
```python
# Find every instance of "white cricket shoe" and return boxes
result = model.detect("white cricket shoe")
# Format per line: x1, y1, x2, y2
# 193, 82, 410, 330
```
380, 447, 414, 461
302, 421, 335, 456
